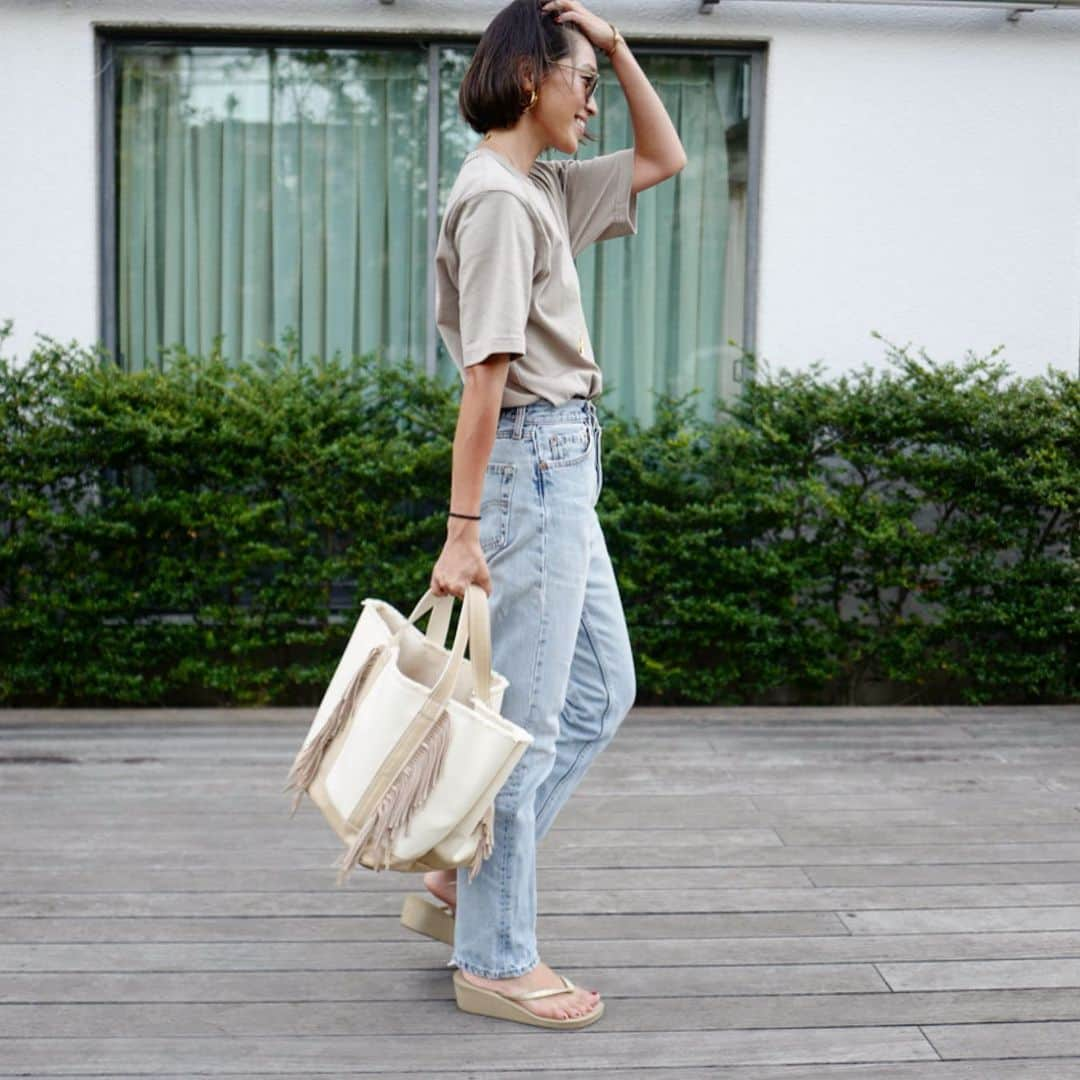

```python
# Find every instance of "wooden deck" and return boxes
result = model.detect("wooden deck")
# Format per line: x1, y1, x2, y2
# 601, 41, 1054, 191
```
2, 704, 1080, 1078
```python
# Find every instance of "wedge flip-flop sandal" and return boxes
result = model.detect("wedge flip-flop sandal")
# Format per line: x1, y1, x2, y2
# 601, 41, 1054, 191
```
400, 894, 455, 946
453, 969, 604, 1030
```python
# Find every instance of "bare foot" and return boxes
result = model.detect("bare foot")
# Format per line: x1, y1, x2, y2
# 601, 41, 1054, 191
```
459, 961, 601, 1022
424, 869, 456, 913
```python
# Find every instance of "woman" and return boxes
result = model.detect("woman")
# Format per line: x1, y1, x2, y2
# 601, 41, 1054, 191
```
423, 0, 685, 1029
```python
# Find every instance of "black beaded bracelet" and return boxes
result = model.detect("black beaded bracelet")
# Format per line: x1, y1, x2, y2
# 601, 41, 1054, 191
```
448, 511, 481, 521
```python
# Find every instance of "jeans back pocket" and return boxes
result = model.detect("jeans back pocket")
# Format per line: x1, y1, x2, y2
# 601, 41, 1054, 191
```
479, 462, 515, 557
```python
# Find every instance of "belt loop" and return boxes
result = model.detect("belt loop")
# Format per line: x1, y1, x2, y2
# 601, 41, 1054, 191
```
512, 405, 526, 440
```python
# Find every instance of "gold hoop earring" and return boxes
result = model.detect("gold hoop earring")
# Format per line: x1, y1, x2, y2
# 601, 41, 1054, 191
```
523, 88, 538, 112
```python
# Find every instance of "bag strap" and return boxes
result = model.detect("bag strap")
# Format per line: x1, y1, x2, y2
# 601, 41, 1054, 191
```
401, 586, 493, 707
464, 586, 492, 704
411, 594, 452, 646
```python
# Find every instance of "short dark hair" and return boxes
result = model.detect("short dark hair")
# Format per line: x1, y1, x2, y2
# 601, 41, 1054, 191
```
459, 0, 598, 145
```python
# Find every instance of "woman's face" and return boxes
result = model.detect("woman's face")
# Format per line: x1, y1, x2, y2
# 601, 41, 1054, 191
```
534, 36, 600, 154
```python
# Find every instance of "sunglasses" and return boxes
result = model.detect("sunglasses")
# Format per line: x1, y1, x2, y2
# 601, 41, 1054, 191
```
552, 63, 599, 100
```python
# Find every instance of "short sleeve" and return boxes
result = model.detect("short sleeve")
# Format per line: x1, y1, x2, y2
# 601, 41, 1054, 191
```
454, 191, 539, 368
558, 147, 638, 258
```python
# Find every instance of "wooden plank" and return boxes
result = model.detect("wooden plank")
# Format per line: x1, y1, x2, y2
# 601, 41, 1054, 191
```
877, 958, 1080, 991
8, 1067, 1077, 1080
0, 1027, 940, 1073
0, 828, 795, 855
0, 907, 844, 938
0, 988, 1078, 1037
775, 824, 1080, 845
747, 790, 1080, 810
12, 756, 1062, 790
5, 918, 1080, 964
8, 719, 1075, 744
0, 962, 886, 995
5, 962, 885, 1006
3, 883, 1079, 917
6, 822, 1080, 855
5, 841, 1080, 871
0, 765, 1067, 796
12, 718, 1074, 742
839, 908, 1080, 934
15, 732, 1068, 759
1, 771, 1073, 797
3, 860, 1080, 895
7, 796, 1080, 828
806, 863, 1080, 886
0, 750, 1071, 771
1, 703, 1073, 727
923, 1020, 1080, 1060
0, 865, 812, 894
0, 941, 889, 990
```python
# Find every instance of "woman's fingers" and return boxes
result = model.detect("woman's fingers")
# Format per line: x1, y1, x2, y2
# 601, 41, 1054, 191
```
431, 543, 490, 600
430, 575, 476, 600
542, 0, 609, 51
475, 567, 492, 597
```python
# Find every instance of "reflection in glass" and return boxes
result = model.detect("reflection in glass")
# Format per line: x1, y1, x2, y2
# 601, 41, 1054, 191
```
116, 45, 430, 371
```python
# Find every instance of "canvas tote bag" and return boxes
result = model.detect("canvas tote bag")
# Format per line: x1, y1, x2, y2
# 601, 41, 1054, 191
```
284, 584, 532, 884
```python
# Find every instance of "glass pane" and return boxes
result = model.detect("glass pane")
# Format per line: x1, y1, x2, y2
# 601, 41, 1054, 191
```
115, 44, 430, 372
437, 48, 751, 425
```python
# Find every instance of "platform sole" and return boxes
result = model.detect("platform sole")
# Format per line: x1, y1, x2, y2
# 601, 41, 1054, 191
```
400, 893, 455, 946
452, 969, 604, 1030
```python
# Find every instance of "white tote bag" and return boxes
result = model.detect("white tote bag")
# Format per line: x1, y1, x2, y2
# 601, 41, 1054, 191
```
284, 585, 532, 884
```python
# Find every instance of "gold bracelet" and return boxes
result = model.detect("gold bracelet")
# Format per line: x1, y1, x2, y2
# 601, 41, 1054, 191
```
604, 23, 624, 58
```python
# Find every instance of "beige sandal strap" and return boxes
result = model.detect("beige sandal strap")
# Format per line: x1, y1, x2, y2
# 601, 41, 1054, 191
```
506, 975, 576, 1001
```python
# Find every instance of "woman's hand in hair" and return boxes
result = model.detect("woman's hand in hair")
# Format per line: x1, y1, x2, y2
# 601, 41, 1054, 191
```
541, 0, 616, 55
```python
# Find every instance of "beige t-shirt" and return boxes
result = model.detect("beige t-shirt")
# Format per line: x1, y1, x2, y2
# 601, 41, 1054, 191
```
434, 144, 638, 408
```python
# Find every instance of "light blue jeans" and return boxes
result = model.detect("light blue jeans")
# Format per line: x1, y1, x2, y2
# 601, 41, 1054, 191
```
449, 397, 637, 979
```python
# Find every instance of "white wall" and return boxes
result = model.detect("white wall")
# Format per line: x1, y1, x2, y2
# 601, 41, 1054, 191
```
1, 0, 1077, 382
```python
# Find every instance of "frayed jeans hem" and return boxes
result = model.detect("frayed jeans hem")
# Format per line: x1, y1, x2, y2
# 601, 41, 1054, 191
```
449, 954, 541, 979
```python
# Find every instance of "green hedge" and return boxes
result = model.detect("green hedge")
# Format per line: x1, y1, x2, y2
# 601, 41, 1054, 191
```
1, 323, 1076, 706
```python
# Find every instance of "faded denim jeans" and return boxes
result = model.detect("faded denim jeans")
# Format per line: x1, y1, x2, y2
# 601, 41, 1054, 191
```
449, 397, 637, 979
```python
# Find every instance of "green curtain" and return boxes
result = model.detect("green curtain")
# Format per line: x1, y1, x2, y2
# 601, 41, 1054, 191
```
578, 56, 748, 425
116, 43, 748, 425
117, 46, 430, 372
438, 50, 749, 425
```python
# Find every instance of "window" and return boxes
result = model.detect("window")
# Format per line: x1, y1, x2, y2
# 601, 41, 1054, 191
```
109, 37, 756, 424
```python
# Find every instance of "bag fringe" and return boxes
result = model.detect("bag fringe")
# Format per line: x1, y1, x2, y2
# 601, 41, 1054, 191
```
467, 802, 496, 883
283, 644, 386, 816
335, 708, 452, 884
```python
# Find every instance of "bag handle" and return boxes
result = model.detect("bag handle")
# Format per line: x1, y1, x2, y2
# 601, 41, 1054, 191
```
397, 586, 493, 707
407, 593, 452, 646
